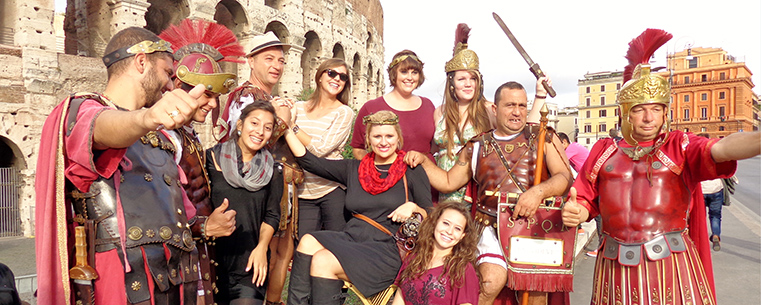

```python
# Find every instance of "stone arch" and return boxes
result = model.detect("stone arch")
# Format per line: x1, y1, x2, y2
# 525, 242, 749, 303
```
0, 136, 25, 237
62, 0, 112, 57
214, 0, 248, 36
0, 0, 16, 46
264, 0, 285, 10
264, 21, 290, 44
366, 61, 374, 101
331, 43, 344, 61
145, 0, 190, 35
301, 30, 321, 90
365, 31, 372, 51
351, 53, 362, 107
376, 69, 383, 96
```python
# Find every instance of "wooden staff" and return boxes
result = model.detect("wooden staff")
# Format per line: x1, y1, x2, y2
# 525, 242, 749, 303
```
521, 103, 550, 305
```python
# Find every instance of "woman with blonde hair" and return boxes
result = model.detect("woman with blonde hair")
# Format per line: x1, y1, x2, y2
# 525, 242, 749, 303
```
281, 110, 432, 305
392, 201, 480, 305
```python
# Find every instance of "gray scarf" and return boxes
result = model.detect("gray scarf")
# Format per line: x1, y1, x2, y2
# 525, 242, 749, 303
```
219, 139, 274, 192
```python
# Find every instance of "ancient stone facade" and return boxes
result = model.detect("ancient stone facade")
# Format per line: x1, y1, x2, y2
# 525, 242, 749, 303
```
0, 0, 385, 237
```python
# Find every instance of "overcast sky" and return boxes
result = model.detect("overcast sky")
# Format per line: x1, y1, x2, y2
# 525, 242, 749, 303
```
381, 0, 761, 109
54, 0, 761, 109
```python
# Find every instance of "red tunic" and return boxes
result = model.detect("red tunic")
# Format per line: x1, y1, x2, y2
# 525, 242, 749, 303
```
574, 131, 736, 305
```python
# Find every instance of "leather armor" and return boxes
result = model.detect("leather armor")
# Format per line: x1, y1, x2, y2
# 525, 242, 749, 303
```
596, 146, 691, 244
71, 129, 198, 304
470, 126, 551, 229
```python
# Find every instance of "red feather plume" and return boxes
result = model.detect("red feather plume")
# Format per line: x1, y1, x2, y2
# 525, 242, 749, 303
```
453, 23, 471, 55
623, 28, 672, 83
160, 19, 245, 63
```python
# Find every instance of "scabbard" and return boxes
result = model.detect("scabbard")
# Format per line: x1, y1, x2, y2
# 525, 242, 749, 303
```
72, 280, 95, 305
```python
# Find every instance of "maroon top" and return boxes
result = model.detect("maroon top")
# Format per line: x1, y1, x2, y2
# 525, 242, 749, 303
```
395, 255, 480, 305
351, 96, 435, 159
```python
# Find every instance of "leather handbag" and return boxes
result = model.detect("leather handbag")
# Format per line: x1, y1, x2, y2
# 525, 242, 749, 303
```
354, 175, 423, 258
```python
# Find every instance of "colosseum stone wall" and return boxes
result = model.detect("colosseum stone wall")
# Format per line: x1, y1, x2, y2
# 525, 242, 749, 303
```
0, 0, 385, 237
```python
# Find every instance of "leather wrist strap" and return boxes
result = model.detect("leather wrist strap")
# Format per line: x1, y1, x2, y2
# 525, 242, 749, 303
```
535, 95, 547, 99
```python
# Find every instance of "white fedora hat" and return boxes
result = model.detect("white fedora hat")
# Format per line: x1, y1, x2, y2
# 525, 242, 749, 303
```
246, 31, 291, 57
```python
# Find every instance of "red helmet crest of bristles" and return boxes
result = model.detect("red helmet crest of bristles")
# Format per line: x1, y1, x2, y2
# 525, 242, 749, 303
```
159, 19, 244, 94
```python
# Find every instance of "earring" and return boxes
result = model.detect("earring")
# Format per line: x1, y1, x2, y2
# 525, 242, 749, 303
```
237, 130, 242, 136
449, 85, 454, 91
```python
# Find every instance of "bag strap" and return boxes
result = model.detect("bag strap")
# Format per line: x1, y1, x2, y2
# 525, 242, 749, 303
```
354, 214, 392, 236
403, 174, 409, 202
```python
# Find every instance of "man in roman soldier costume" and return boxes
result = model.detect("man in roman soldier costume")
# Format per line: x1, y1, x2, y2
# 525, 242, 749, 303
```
36, 27, 207, 305
561, 29, 760, 305
159, 19, 244, 305
217, 32, 302, 305
405, 29, 573, 304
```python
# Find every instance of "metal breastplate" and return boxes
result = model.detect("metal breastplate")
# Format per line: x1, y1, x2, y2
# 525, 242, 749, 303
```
474, 129, 549, 217
177, 128, 212, 217
597, 148, 690, 244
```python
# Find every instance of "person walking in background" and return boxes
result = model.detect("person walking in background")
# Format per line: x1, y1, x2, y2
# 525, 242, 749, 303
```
697, 133, 736, 252
433, 23, 495, 205
557, 132, 589, 175
351, 50, 435, 161
609, 128, 623, 141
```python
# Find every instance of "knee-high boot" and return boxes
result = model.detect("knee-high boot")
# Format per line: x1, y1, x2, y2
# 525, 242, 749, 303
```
286, 252, 312, 305
310, 277, 346, 305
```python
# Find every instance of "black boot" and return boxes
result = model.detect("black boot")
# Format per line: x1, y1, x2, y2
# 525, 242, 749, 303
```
311, 277, 347, 305
286, 252, 312, 305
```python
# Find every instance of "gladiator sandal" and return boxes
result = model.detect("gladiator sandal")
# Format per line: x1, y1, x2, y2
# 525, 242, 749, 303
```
286, 252, 312, 305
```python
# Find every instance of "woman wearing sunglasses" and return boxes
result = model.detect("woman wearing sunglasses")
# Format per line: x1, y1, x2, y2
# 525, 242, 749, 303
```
350, 50, 435, 163
264, 59, 355, 305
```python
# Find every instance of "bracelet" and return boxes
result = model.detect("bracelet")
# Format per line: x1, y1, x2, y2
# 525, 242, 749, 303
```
292, 125, 300, 135
535, 95, 547, 99
200, 216, 212, 241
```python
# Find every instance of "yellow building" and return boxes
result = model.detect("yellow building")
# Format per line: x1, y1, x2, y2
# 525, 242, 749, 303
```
577, 71, 623, 149
661, 47, 759, 137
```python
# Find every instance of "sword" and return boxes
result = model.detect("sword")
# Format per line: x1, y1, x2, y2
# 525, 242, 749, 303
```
492, 12, 557, 97
70, 226, 98, 305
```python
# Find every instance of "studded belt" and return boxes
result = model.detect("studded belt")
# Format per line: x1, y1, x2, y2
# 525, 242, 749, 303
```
600, 230, 687, 266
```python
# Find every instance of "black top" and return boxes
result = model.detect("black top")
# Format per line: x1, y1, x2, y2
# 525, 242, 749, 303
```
296, 151, 433, 296
206, 144, 282, 293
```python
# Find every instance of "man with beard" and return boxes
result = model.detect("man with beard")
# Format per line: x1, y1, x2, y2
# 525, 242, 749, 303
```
36, 27, 205, 305
159, 19, 244, 305
405, 79, 573, 305
217, 32, 301, 305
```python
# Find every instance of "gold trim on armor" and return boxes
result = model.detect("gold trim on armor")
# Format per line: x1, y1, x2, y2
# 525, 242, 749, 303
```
131, 281, 142, 291
159, 226, 172, 240
127, 226, 143, 241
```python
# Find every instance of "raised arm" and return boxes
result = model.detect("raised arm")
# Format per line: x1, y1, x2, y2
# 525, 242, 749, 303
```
710, 131, 761, 163
404, 148, 472, 193
526, 76, 550, 124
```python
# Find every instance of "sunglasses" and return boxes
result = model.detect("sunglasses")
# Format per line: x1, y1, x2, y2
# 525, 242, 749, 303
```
325, 69, 349, 82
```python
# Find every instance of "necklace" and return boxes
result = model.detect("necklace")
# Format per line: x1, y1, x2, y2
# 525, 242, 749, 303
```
374, 164, 389, 173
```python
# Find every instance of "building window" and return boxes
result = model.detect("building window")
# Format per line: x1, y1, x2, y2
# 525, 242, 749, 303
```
719, 106, 725, 117
701, 93, 707, 101
684, 109, 690, 120
688, 57, 698, 68
599, 123, 607, 133
701, 127, 706, 132
600, 96, 606, 105
701, 108, 707, 119
599, 109, 607, 117
719, 126, 725, 131
574, 118, 577, 125
684, 76, 690, 84
601, 85, 606, 92
586, 98, 591, 107
586, 138, 590, 144
586, 111, 591, 118
720, 72, 726, 80
616, 83, 621, 90
719, 92, 725, 99
615, 108, 619, 116
584, 125, 592, 133
701, 74, 707, 82
586, 87, 590, 94
684, 95, 690, 102
684, 128, 690, 132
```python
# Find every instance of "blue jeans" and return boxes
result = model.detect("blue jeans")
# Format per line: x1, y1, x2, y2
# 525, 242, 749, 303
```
704, 191, 724, 238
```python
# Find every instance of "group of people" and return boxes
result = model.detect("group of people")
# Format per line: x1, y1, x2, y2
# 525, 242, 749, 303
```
34, 18, 759, 305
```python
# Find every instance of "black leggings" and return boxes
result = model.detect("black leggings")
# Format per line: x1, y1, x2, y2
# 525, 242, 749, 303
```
297, 188, 346, 239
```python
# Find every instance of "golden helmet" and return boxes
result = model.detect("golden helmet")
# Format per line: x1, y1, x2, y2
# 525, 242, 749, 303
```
444, 23, 479, 73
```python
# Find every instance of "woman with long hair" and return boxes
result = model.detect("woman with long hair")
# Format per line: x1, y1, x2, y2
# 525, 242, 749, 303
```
434, 23, 495, 204
392, 201, 480, 305
350, 50, 436, 161
281, 110, 432, 305
265, 58, 354, 305
206, 101, 282, 305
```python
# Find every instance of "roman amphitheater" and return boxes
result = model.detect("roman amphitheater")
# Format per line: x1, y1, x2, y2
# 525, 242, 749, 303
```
0, 0, 385, 237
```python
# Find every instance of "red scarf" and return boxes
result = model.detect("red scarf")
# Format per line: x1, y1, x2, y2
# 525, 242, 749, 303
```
358, 151, 407, 195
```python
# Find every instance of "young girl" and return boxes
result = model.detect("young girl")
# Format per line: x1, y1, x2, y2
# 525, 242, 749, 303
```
393, 201, 480, 305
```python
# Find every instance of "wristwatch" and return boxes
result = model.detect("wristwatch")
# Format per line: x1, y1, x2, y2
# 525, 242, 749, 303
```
292, 125, 300, 135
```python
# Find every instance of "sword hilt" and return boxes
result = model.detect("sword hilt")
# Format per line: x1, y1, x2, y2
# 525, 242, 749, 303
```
529, 63, 557, 97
